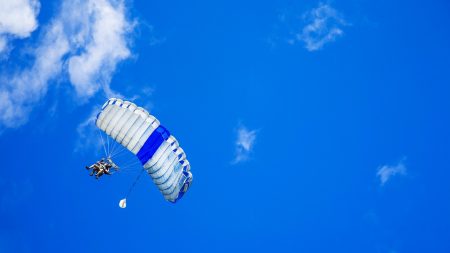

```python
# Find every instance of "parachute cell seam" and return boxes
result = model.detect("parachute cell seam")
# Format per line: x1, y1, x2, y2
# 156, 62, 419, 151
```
131, 123, 156, 154
102, 100, 125, 134
146, 140, 174, 174
129, 124, 152, 154
157, 156, 182, 188
135, 120, 162, 152
150, 140, 180, 177
146, 138, 172, 170
143, 141, 170, 172
162, 165, 187, 198
97, 103, 116, 130
160, 164, 181, 193
123, 118, 147, 151
122, 117, 146, 150
110, 103, 137, 140
153, 153, 179, 185
116, 112, 141, 144
153, 150, 179, 183
105, 104, 129, 136
161, 157, 189, 195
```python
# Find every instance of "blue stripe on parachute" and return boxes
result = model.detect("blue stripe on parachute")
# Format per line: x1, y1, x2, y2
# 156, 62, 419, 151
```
137, 125, 171, 165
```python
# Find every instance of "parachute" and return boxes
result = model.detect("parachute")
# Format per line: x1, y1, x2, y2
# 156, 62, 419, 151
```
95, 98, 193, 203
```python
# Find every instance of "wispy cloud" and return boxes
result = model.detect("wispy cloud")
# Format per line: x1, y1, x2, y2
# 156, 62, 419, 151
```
0, 0, 40, 53
292, 3, 347, 51
232, 125, 258, 164
74, 107, 101, 153
67, 0, 134, 98
146, 24, 166, 46
377, 159, 407, 186
0, 0, 135, 128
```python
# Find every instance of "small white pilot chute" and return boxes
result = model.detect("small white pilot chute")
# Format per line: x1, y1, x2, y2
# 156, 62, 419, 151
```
119, 198, 127, 208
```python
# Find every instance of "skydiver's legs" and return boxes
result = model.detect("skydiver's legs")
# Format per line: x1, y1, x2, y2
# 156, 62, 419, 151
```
87, 163, 99, 172
86, 163, 96, 170
90, 165, 100, 176
96, 169, 105, 179
104, 168, 112, 175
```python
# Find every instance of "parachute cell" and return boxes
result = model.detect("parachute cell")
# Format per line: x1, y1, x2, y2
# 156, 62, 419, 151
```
96, 98, 193, 203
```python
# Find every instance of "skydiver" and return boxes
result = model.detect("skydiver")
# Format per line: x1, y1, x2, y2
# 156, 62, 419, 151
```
86, 159, 104, 177
104, 163, 113, 175
95, 162, 113, 179
95, 162, 105, 179
90, 164, 99, 176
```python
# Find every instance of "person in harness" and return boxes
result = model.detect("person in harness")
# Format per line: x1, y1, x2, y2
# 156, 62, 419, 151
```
86, 158, 118, 179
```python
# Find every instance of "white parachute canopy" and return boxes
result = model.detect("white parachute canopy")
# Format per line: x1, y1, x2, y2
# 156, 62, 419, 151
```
96, 98, 193, 203
119, 198, 127, 208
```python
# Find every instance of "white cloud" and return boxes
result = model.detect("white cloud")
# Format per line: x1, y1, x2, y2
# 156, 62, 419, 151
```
0, 0, 40, 53
67, 0, 133, 98
233, 125, 257, 164
75, 106, 102, 153
377, 160, 407, 186
0, 20, 69, 127
0, 37, 6, 53
0, 0, 134, 128
295, 3, 346, 51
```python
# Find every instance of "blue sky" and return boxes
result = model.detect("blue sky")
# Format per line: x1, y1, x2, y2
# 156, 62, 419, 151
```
1, 0, 450, 252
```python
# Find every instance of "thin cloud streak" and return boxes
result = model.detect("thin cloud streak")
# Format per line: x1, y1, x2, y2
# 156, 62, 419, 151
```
74, 106, 103, 154
295, 3, 347, 51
